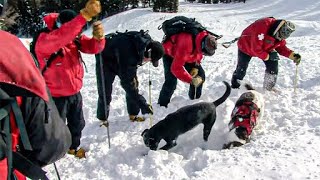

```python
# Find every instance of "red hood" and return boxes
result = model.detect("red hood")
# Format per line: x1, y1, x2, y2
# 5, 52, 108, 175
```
43, 13, 59, 30
0, 30, 49, 101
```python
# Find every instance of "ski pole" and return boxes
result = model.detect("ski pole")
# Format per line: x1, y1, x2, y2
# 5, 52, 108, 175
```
93, 7, 111, 148
148, 63, 153, 127
53, 163, 61, 180
294, 64, 298, 93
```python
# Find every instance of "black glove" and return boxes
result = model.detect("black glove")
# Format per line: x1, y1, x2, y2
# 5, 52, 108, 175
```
293, 53, 301, 65
141, 104, 153, 115
268, 51, 280, 61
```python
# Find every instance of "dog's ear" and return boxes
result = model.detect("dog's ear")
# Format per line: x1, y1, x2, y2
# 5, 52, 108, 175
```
141, 129, 149, 137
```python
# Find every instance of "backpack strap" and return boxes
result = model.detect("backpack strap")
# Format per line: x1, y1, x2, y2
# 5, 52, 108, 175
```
0, 89, 48, 179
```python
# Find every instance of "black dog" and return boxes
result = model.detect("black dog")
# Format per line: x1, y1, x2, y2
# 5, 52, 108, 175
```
142, 81, 231, 150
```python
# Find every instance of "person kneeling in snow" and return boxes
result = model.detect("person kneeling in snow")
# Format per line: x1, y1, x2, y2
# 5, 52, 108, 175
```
96, 30, 164, 123
0, 30, 71, 180
231, 17, 301, 90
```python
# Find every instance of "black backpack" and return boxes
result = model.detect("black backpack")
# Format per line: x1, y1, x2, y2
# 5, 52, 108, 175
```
0, 88, 48, 179
159, 16, 207, 41
106, 30, 152, 64
158, 16, 222, 51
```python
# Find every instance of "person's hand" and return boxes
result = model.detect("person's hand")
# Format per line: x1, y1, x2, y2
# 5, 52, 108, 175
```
141, 104, 153, 115
80, 0, 101, 21
268, 51, 280, 61
92, 21, 104, 40
191, 76, 203, 88
289, 52, 301, 65
190, 68, 198, 77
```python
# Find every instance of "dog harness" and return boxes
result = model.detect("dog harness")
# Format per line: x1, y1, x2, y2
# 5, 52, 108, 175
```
229, 101, 260, 136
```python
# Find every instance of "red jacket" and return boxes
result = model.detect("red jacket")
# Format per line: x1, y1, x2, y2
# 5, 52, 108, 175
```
163, 31, 208, 83
237, 17, 292, 60
35, 13, 105, 97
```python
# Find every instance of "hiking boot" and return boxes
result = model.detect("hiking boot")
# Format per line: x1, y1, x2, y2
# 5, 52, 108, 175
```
68, 148, 86, 159
129, 115, 145, 122
231, 77, 241, 89
263, 73, 277, 91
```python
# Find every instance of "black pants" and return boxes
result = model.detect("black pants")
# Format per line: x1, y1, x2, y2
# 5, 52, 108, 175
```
158, 55, 205, 107
53, 92, 85, 150
231, 49, 278, 87
96, 59, 140, 120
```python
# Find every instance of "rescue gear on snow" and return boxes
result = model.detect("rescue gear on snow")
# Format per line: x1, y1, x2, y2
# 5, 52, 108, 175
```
96, 26, 111, 148
294, 65, 299, 93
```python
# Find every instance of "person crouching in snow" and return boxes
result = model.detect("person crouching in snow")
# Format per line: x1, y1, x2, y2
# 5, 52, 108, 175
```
231, 17, 301, 90
33, 0, 105, 158
157, 29, 218, 108
95, 30, 164, 123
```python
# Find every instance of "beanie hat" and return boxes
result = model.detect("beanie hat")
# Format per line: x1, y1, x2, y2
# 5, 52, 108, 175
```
145, 41, 164, 67
278, 21, 295, 39
202, 35, 217, 56
56, 9, 77, 27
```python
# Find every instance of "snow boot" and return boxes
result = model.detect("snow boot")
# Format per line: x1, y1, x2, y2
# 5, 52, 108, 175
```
263, 72, 277, 91
68, 148, 86, 159
129, 115, 145, 122
231, 76, 241, 89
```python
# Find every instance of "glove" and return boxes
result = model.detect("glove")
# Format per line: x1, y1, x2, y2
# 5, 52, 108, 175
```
289, 52, 301, 65
141, 104, 153, 115
80, 0, 101, 21
268, 51, 280, 61
191, 76, 203, 88
92, 21, 104, 40
190, 68, 199, 78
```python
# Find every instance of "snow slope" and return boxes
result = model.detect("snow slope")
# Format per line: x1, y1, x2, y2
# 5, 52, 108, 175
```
41, 0, 320, 179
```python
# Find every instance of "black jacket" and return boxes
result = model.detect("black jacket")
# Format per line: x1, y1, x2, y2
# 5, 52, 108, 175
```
98, 31, 152, 110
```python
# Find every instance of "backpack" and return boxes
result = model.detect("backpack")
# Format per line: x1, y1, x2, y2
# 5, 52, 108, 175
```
0, 88, 48, 179
29, 28, 82, 74
106, 30, 152, 64
159, 16, 206, 41
158, 16, 222, 51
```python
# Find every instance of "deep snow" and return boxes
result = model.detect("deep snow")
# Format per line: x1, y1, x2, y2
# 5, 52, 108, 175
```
25, 0, 320, 179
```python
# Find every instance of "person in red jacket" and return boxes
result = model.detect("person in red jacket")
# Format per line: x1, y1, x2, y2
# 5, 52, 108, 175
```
0, 30, 71, 180
231, 17, 301, 90
157, 31, 218, 107
34, 0, 105, 158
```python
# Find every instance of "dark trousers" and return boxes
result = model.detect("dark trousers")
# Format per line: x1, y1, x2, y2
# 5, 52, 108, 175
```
53, 92, 85, 150
96, 59, 140, 120
158, 55, 205, 107
231, 49, 278, 86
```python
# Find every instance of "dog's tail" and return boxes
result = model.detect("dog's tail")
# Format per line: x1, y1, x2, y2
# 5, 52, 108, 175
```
244, 83, 255, 90
213, 81, 231, 107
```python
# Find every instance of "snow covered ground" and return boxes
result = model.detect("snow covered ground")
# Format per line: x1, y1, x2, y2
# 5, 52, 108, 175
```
39, 0, 320, 179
